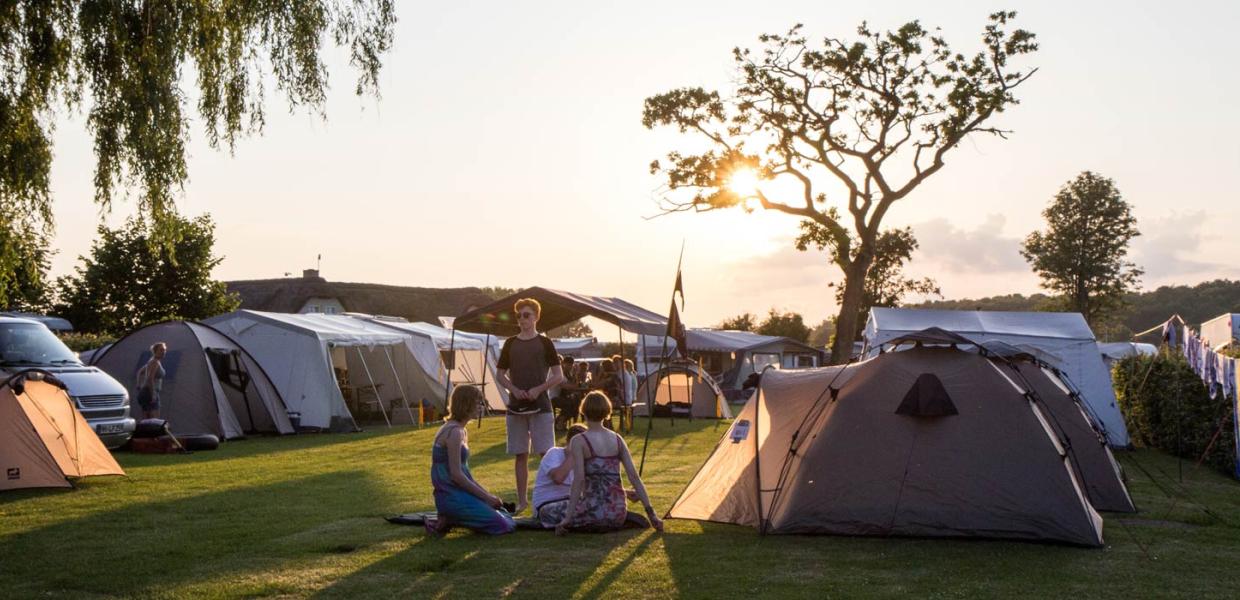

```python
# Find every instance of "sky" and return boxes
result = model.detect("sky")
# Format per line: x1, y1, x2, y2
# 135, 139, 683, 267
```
43, 0, 1240, 339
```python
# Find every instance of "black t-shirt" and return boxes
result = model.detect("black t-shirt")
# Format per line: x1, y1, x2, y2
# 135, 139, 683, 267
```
497, 334, 558, 414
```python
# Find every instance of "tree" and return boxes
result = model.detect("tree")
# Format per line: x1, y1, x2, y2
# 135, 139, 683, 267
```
547, 319, 594, 338
0, 221, 53, 311
54, 214, 239, 333
798, 222, 940, 323
717, 312, 757, 331
757, 309, 810, 342
0, 2, 396, 286
643, 13, 1037, 363
807, 318, 835, 347
1020, 171, 1142, 328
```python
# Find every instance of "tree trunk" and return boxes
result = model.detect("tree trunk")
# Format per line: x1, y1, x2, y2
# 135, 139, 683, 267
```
829, 254, 874, 365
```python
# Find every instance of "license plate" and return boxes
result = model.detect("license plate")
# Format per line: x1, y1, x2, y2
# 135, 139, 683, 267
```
96, 424, 125, 434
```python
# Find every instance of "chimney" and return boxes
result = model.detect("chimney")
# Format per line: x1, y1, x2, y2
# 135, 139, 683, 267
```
302, 269, 323, 281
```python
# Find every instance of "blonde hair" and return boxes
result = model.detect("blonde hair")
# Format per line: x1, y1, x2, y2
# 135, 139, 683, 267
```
150, 342, 167, 354
514, 298, 541, 318
580, 390, 612, 422
448, 385, 482, 422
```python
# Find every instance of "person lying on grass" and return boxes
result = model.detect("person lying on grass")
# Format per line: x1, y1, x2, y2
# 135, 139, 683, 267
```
554, 391, 663, 535
536, 423, 653, 530
426, 385, 515, 536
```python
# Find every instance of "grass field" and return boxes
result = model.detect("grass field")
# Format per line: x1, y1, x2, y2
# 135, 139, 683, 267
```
3, 418, 1240, 599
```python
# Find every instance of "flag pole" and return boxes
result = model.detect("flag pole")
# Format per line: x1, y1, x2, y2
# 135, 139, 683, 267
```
639, 241, 686, 475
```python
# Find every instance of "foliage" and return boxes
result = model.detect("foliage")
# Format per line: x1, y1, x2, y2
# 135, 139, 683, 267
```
0, 221, 52, 311
798, 222, 940, 315
479, 286, 519, 301
643, 13, 1037, 363
1114, 351, 1235, 475
756, 309, 811, 342
1021, 171, 1143, 328
57, 331, 116, 353
548, 319, 594, 338
0, 1, 396, 285
911, 280, 1240, 341
717, 312, 757, 331
596, 342, 636, 362
53, 214, 239, 333
807, 318, 835, 347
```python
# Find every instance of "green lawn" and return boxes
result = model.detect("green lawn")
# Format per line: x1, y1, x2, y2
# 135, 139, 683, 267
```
2, 418, 1240, 599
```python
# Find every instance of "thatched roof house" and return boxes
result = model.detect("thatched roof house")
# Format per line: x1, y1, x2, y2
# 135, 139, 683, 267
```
225, 270, 497, 324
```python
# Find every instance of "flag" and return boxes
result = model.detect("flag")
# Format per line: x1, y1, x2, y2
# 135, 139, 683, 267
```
667, 267, 688, 359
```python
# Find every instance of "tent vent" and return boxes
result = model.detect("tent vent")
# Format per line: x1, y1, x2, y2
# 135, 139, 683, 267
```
896, 373, 958, 417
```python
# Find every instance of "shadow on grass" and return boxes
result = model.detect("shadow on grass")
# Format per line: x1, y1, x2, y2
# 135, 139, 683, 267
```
113, 424, 424, 468
0, 469, 392, 598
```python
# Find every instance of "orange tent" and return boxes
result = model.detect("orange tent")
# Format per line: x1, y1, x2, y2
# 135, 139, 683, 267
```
1, 371, 125, 492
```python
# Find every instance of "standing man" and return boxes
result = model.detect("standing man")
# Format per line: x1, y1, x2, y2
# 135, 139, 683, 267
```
496, 298, 565, 515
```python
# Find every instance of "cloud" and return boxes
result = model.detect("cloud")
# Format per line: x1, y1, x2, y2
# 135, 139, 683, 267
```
1132, 212, 1240, 282
910, 214, 1027, 274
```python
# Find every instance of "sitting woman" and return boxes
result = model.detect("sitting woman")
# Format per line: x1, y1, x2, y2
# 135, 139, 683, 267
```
427, 385, 515, 536
555, 391, 663, 534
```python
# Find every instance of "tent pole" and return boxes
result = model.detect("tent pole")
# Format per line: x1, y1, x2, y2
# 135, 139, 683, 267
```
477, 333, 492, 430
356, 347, 391, 428
445, 325, 457, 424
639, 332, 671, 476
383, 345, 416, 426
618, 325, 626, 433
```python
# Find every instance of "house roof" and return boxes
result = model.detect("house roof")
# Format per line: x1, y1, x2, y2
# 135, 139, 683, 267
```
224, 278, 496, 323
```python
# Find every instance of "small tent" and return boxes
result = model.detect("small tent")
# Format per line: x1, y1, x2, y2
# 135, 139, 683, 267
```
636, 329, 825, 400
864, 307, 1131, 447
353, 316, 509, 412
634, 363, 732, 419
669, 343, 1106, 546
1, 371, 125, 492
90, 321, 294, 439
204, 311, 441, 430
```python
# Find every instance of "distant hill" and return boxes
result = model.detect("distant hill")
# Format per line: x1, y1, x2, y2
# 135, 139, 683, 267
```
909, 279, 1240, 340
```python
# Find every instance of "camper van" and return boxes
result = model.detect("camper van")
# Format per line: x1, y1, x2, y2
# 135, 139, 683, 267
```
0, 316, 134, 448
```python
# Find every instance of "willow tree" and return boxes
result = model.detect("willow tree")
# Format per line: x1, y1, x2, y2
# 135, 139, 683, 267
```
643, 12, 1037, 363
0, 1, 396, 284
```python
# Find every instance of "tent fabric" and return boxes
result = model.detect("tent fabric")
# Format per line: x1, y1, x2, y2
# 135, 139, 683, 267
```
90, 321, 294, 439
453, 286, 668, 337
668, 347, 1106, 546
355, 316, 508, 412
1097, 342, 1157, 364
865, 308, 1130, 448
1, 374, 124, 491
633, 363, 732, 419
205, 311, 443, 428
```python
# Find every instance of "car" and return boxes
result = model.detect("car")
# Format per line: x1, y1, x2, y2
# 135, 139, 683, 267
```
0, 316, 134, 448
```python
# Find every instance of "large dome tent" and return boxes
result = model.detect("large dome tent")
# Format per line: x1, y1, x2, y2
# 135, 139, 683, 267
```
90, 320, 294, 439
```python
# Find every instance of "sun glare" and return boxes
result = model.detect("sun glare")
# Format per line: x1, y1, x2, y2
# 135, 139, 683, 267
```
727, 168, 761, 197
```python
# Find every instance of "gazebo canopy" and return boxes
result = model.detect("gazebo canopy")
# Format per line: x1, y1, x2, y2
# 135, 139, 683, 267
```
452, 286, 668, 337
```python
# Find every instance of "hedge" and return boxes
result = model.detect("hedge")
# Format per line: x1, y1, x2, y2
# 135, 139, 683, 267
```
1113, 350, 1236, 475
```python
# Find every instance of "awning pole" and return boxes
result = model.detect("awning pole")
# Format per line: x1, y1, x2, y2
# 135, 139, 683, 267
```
477, 333, 492, 430
356, 347, 391, 428
445, 325, 457, 422
639, 332, 671, 475
618, 326, 626, 433
383, 345, 416, 426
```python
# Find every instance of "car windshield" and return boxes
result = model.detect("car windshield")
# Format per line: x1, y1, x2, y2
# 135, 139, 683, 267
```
0, 322, 81, 366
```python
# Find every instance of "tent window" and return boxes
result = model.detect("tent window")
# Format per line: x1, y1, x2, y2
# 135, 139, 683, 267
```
896, 373, 958, 417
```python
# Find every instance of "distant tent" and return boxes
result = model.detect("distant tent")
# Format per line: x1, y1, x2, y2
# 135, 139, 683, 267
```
353, 316, 509, 412
669, 345, 1107, 546
634, 363, 732, 419
90, 321, 294, 439
1, 371, 125, 492
204, 311, 442, 430
864, 307, 1131, 447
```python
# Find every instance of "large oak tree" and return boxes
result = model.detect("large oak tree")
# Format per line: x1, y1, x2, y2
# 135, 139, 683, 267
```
643, 12, 1037, 363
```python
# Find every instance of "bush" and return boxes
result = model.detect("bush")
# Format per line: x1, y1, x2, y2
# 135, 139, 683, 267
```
1114, 350, 1236, 475
58, 331, 117, 353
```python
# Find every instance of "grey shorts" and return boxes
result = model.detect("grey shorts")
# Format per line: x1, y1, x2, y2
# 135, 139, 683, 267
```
506, 412, 554, 456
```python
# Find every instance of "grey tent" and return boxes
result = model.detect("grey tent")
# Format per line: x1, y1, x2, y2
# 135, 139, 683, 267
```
669, 342, 1107, 546
633, 363, 732, 419
91, 321, 294, 439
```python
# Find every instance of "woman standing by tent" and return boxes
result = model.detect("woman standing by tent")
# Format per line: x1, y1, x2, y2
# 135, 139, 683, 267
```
426, 385, 515, 536
555, 391, 662, 534
135, 343, 166, 419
